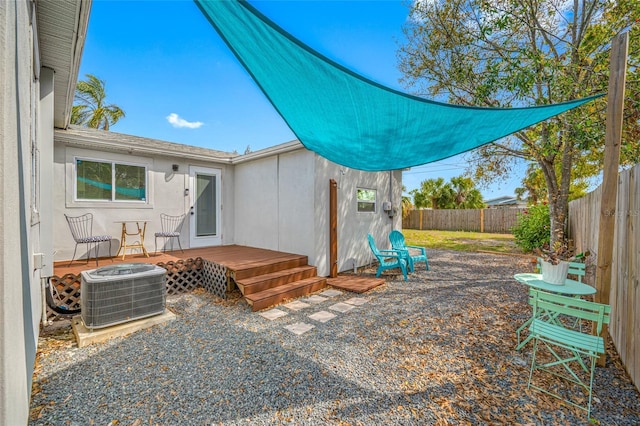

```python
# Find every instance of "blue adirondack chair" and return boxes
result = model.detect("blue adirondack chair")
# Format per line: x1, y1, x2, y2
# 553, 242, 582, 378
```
389, 230, 429, 272
367, 234, 408, 281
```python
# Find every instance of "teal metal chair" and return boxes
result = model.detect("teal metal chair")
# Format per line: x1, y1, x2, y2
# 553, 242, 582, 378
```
389, 230, 429, 272
527, 288, 610, 419
516, 259, 588, 350
367, 234, 408, 281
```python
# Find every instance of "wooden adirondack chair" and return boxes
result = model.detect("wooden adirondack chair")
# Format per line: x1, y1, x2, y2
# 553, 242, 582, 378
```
389, 230, 429, 272
367, 234, 408, 281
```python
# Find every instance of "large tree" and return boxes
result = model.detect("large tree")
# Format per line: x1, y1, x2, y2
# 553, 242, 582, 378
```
399, 0, 639, 248
71, 74, 125, 130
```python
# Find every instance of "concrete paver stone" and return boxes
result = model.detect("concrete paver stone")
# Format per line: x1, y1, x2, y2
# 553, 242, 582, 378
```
304, 295, 328, 304
284, 300, 311, 311
344, 297, 369, 306
308, 311, 337, 323
320, 289, 343, 298
258, 309, 288, 320
329, 302, 356, 313
284, 322, 315, 335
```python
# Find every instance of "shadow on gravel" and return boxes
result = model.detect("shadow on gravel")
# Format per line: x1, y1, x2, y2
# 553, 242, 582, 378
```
30, 250, 640, 425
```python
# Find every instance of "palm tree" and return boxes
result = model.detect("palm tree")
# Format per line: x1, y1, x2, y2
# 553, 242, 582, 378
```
71, 74, 125, 130
417, 177, 448, 209
448, 176, 485, 209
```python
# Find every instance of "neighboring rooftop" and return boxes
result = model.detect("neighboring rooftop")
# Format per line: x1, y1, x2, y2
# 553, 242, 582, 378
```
485, 195, 527, 208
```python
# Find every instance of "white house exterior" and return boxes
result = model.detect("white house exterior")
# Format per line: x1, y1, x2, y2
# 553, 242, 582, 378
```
228, 143, 403, 276
1, 1, 90, 424
54, 126, 403, 277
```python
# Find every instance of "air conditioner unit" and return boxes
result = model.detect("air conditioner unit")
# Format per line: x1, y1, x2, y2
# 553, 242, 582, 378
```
81, 263, 167, 330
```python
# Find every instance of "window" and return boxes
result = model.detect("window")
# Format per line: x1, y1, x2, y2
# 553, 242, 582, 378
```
76, 158, 147, 202
357, 188, 376, 212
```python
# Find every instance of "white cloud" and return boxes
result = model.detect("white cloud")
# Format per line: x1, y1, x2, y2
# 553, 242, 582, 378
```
166, 113, 204, 129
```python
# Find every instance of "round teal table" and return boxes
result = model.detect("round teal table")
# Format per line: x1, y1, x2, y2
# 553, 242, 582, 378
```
513, 273, 595, 350
514, 273, 595, 296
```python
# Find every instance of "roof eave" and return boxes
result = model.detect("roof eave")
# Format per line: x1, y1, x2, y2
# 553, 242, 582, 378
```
37, 0, 92, 129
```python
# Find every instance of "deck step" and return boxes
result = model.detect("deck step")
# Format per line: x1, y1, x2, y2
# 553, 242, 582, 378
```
237, 265, 318, 296
231, 256, 309, 281
244, 277, 328, 311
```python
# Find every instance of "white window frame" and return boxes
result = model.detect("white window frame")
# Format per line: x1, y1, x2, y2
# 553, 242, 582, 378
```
356, 188, 377, 213
74, 156, 148, 203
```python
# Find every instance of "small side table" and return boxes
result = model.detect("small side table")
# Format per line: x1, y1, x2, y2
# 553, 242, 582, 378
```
115, 220, 150, 260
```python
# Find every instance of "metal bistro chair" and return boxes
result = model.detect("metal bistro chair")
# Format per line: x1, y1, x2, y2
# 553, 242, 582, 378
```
516, 258, 589, 350
64, 213, 112, 266
155, 213, 185, 254
367, 234, 408, 281
389, 230, 429, 272
527, 288, 610, 419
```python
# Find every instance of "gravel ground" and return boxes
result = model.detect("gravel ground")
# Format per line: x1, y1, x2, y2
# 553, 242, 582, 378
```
30, 250, 640, 425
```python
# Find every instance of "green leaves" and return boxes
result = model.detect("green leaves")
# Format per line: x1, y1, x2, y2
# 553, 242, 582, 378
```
512, 203, 551, 252
411, 176, 485, 209
71, 74, 125, 130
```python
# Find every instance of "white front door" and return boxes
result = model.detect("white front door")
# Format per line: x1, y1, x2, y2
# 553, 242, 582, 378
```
189, 166, 222, 247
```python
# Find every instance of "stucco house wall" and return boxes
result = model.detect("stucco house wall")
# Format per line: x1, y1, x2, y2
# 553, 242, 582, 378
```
0, 1, 83, 422
52, 129, 237, 261
233, 145, 316, 258
313, 157, 403, 276
1, 3, 38, 423
234, 144, 403, 276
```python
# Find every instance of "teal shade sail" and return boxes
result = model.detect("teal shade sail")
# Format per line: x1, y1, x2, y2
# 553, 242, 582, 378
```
195, 0, 601, 171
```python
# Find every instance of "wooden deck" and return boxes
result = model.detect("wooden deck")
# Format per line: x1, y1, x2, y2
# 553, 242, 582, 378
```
53, 245, 325, 312
53, 245, 306, 277
53, 245, 384, 312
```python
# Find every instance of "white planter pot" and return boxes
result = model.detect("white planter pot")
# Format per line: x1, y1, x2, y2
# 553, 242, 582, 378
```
541, 260, 569, 285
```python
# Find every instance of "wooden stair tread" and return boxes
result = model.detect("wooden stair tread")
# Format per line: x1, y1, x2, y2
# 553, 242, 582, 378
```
244, 277, 326, 301
237, 265, 316, 286
244, 277, 327, 311
237, 266, 318, 295
232, 257, 309, 280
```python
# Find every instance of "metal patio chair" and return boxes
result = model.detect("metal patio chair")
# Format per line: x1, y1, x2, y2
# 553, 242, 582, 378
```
527, 288, 610, 419
64, 213, 112, 266
155, 213, 185, 253
367, 234, 408, 281
389, 230, 429, 272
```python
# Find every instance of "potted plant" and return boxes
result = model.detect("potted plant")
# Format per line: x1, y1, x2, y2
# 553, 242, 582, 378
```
534, 240, 575, 285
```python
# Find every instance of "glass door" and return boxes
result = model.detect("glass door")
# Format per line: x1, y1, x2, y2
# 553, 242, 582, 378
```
189, 166, 221, 247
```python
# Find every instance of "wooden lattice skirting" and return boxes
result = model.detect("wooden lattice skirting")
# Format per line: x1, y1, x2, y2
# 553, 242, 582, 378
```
46, 257, 229, 321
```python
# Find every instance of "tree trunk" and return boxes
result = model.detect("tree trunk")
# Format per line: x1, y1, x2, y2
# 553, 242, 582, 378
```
539, 157, 570, 249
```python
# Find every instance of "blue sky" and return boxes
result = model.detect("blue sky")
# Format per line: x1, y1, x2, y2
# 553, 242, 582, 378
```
79, 0, 524, 200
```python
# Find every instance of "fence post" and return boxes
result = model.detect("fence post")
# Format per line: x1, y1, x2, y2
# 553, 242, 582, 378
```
595, 32, 628, 366
480, 209, 485, 233
419, 209, 423, 230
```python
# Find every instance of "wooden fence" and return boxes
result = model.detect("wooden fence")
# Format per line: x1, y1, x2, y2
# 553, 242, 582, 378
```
402, 208, 525, 233
568, 163, 639, 391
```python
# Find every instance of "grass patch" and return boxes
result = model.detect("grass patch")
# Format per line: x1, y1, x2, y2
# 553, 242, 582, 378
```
402, 229, 526, 255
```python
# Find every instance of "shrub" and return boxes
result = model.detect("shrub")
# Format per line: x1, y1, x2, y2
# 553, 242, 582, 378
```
511, 203, 550, 252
